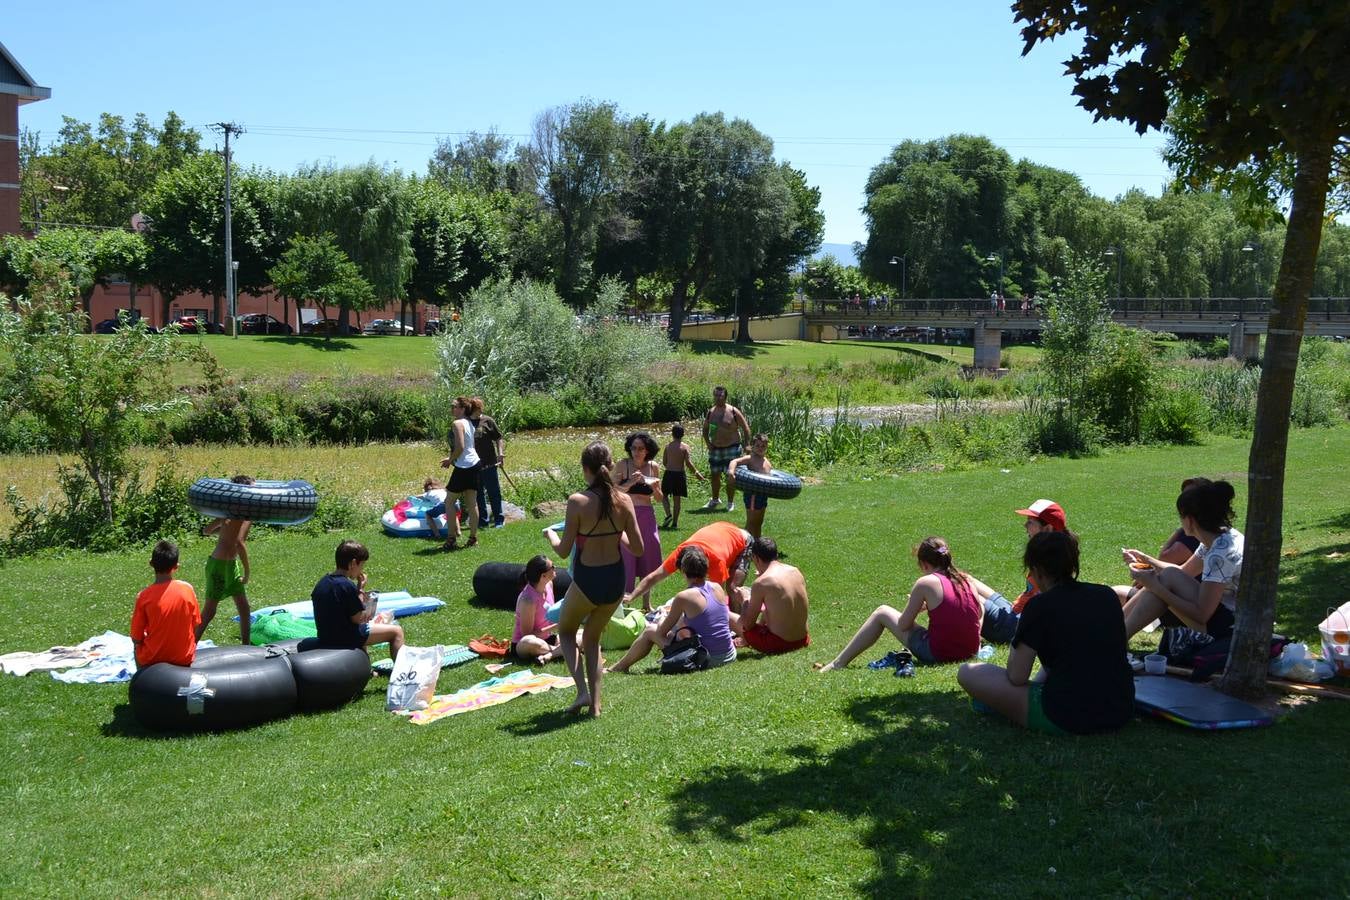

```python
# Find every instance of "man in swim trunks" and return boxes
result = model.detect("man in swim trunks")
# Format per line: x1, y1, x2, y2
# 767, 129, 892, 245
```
737, 537, 811, 654
626, 520, 755, 612
702, 385, 750, 512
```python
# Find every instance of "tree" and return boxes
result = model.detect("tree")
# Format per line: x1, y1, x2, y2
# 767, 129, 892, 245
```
0, 260, 200, 522
0, 228, 148, 325
706, 164, 824, 342
630, 113, 789, 340
141, 154, 279, 324
428, 129, 530, 195
527, 100, 633, 303
405, 180, 509, 323
19, 112, 202, 229
1014, 0, 1350, 697
268, 233, 374, 336
859, 135, 1017, 297
279, 164, 415, 334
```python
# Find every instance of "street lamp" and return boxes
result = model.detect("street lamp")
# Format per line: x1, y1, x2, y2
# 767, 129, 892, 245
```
1103, 245, 1123, 298
889, 255, 907, 299
1241, 240, 1258, 297
984, 252, 1003, 301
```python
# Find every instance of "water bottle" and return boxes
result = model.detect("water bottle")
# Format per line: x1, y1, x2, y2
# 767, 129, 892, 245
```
977, 644, 994, 661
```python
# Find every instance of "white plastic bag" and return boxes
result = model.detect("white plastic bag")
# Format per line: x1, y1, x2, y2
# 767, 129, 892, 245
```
1268, 642, 1335, 683
386, 644, 444, 712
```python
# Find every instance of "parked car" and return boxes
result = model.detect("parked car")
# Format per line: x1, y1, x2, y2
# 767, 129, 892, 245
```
424, 318, 443, 335
168, 315, 225, 334
362, 318, 415, 335
237, 313, 294, 335
94, 315, 155, 334
300, 318, 343, 336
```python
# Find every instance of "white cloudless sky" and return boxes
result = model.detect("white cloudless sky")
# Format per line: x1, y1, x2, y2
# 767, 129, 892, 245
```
7, 0, 1172, 243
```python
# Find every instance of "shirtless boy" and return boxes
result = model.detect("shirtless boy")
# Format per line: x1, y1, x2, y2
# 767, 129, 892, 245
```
737, 537, 811, 654
728, 433, 772, 539
661, 423, 705, 529
199, 474, 254, 645
702, 386, 750, 512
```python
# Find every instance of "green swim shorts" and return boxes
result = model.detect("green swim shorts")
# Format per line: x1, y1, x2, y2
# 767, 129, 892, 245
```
204, 556, 246, 602
1026, 683, 1067, 736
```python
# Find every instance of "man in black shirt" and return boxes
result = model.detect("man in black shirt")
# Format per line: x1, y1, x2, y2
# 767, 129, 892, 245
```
958, 531, 1133, 735
312, 540, 405, 662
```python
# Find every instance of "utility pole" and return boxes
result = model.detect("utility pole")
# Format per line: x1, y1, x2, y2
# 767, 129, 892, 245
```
211, 123, 244, 337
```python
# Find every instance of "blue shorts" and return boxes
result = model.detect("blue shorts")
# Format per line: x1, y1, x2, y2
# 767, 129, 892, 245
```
358, 623, 371, 641
426, 501, 447, 518
905, 626, 937, 664
981, 592, 1020, 644
742, 491, 768, 511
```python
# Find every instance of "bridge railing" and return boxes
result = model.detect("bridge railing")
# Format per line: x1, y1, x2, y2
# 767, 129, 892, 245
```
809, 297, 1349, 318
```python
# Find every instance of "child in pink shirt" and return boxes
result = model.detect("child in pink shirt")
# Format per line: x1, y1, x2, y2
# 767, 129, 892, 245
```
512, 555, 559, 664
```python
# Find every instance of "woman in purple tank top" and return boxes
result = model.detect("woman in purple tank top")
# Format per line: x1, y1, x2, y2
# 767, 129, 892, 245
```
607, 546, 738, 673
816, 537, 984, 671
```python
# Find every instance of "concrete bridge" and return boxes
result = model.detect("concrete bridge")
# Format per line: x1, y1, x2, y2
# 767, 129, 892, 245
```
803, 297, 1350, 368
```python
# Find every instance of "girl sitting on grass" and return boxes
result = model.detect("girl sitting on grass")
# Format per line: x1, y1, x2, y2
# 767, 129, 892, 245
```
957, 530, 1133, 735
512, 555, 560, 665
816, 536, 983, 671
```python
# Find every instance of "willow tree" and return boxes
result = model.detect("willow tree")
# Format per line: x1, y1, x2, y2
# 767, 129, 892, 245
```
1014, 0, 1350, 697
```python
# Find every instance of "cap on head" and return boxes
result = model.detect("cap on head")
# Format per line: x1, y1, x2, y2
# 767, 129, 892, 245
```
1015, 498, 1066, 531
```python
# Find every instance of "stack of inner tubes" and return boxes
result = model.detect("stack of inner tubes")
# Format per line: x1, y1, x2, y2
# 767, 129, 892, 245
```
129, 642, 371, 732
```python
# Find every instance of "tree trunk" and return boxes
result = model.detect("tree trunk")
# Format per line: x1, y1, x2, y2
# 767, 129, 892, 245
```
81, 287, 96, 331
737, 305, 753, 343
339, 301, 351, 336
736, 277, 754, 343
1218, 138, 1333, 699
282, 295, 289, 334
212, 291, 223, 327
668, 276, 688, 342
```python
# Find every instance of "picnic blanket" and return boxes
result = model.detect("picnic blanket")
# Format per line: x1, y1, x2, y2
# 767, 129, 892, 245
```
237, 590, 445, 622
2, 632, 213, 684
371, 645, 478, 675
405, 670, 574, 725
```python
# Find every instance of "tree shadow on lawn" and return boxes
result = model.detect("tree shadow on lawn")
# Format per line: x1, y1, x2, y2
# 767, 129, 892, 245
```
256, 336, 361, 352
684, 340, 764, 359
665, 688, 1350, 895
1277, 540, 1350, 638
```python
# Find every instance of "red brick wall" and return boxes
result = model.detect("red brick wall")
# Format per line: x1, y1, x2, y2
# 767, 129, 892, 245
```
89, 282, 442, 332
0, 96, 19, 236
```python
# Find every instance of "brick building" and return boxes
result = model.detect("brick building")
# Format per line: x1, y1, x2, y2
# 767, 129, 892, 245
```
0, 41, 51, 236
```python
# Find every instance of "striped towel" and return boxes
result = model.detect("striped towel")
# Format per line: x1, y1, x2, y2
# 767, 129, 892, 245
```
370, 644, 477, 675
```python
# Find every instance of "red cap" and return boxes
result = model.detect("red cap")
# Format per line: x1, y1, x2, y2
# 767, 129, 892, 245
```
1015, 499, 1066, 531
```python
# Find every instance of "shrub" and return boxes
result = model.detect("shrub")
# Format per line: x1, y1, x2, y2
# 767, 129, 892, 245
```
1083, 325, 1158, 443
1141, 391, 1206, 444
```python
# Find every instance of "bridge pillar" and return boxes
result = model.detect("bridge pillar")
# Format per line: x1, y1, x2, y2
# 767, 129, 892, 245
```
974, 322, 1002, 369
1227, 322, 1261, 361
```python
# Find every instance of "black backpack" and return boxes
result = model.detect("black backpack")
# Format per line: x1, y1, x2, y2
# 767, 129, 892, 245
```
660, 630, 709, 675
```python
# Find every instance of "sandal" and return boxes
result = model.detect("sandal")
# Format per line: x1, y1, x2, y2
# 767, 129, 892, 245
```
466, 536, 478, 548
442, 538, 459, 551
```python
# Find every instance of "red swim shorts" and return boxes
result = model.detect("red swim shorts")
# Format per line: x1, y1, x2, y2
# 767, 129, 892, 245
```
743, 624, 810, 654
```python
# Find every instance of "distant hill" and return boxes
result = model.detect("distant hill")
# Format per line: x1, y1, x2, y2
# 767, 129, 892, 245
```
816, 242, 860, 267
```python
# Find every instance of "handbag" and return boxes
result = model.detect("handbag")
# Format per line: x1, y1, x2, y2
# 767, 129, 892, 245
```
601, 606, 647, 651
660, 629, 709, 675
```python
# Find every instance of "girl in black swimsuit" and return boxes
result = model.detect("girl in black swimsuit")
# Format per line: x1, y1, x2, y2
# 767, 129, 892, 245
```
544, 441, 643, 717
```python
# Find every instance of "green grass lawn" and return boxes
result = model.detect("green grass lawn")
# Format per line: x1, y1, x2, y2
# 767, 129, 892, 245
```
1, 428, 1347, 896
173, 332, 439, 380
683, 338, 1041, 370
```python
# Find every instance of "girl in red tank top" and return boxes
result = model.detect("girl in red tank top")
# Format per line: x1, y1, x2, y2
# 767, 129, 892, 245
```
815, 537, 984, 670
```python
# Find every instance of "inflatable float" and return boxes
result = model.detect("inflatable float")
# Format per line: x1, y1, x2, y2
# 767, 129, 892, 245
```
129, 642, 370, 731
733, 467, 803, 500
382, 497, 450, 538
473, 561, 574, 611
188, 478, 319, 526
240, 591, 444, 623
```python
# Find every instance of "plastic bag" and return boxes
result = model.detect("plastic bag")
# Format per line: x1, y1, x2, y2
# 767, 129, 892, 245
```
1268, 642, 1335, 683
386, 644, 445, 711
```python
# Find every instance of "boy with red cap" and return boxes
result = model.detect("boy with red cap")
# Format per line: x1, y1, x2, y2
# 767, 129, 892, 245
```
979, 499, 1067, 643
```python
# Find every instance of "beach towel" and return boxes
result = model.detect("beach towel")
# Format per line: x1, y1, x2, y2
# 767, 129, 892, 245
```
249, 610, 319, 645
2, 631, 131, 678
406, 670, 575, 725
238, 591, 445, 622
370, 645, 477, 675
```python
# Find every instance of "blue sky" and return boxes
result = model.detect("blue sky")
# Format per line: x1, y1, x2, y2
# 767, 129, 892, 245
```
6, 0, 1171, 244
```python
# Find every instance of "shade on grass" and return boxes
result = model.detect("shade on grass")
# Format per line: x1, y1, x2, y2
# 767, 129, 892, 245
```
0, 428, 1347, 895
